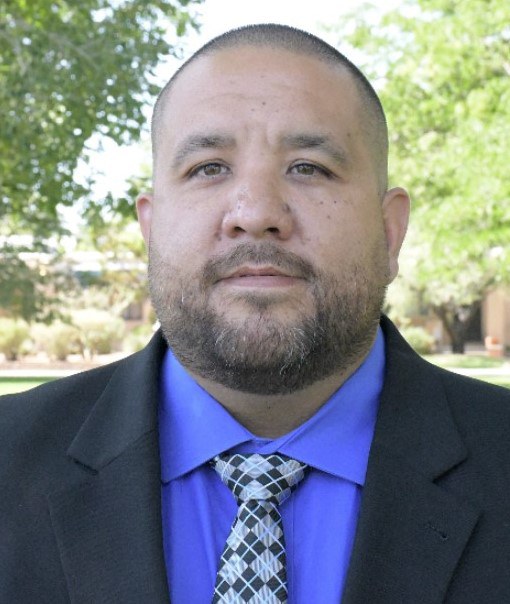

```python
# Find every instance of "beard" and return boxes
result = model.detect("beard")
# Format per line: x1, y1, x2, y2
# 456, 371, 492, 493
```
149, 241, 388, 395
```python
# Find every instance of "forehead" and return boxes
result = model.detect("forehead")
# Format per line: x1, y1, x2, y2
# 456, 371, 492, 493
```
158, 46, 363, 139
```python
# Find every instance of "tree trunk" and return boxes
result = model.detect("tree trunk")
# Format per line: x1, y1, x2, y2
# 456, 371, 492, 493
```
433, 301, 480, 354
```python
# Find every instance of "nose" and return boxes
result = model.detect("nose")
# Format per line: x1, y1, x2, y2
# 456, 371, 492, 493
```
221, 176, 295, 241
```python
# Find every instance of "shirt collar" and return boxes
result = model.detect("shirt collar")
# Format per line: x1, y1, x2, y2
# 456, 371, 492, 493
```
159, 328, 385, 486
159, 356, 252, 482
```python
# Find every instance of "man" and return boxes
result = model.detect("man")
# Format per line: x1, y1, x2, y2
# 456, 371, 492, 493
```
1, 24, 509, 604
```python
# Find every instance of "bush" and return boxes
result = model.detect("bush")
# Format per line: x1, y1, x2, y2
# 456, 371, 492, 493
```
0, 318, 30, 361
400, 325, 435, 355
72, 309, 125, 358
124, 323, 154, 353
45, 322, 82, 361
30, 323, 50, 355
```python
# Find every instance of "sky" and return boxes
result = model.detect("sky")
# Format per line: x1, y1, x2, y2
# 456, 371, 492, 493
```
79, 0, 401, 205
183, 0, 396, 51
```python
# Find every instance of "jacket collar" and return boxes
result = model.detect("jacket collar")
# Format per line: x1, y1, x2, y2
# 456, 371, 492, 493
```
49, 331, 171, 603
343, 316, 480, 604
67, 330, 167, 471
50, 319, 480, 603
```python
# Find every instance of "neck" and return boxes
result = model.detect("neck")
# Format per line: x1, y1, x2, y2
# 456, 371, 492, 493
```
188, 348, 372, 438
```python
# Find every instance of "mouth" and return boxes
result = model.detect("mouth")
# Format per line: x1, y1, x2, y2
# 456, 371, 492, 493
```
218, 265, 304, 288
228, 266, 294, 278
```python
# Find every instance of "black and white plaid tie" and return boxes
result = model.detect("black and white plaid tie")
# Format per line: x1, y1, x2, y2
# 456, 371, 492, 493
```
210, 453, 308, 603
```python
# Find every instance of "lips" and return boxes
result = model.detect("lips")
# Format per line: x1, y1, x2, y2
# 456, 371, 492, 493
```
226, 266, 294, 279
217, 265, 303, 289
204, 243, 315, 286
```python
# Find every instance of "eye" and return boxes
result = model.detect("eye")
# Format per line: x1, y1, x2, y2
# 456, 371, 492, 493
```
189, 162, 230, 178
289, 162, 331, 178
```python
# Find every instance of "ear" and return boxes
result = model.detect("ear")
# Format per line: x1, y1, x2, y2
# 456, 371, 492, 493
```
381, 186, 410, 283
136, 191, 153, 248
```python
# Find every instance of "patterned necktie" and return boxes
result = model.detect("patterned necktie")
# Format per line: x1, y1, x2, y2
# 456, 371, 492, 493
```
210, 453, 308, 603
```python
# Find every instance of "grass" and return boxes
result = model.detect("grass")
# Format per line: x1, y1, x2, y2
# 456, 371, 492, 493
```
1, 353, 510, 396
476, 376, 510, 389
422, 354, 507, 369
0, 377, 55, 396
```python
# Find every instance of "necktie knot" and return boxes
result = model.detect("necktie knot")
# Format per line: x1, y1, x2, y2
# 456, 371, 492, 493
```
211, 453, 308, 602
211, 453, 308, 506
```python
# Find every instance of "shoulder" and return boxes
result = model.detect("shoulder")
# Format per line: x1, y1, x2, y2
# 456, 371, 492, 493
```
0, 359, 122, 432
0, 330, 166, 425
0, 331, 167, 473
0, 360, 126, 482
382, 315, 510, 441
436, 365, 510, 450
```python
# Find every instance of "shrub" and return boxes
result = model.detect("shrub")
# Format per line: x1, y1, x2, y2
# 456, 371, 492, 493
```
72, 309, 125, 358
45, 322, 82, 361
400, 325, 435, 355
30, 323, 51, 354
0, 318, 30, 361
124, 323, 155, 353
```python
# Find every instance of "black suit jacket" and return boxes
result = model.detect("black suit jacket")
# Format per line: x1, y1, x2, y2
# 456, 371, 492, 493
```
1, 317, 510, 603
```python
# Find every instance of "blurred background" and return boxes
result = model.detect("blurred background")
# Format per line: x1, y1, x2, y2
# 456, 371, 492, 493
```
1, 0, 509, 393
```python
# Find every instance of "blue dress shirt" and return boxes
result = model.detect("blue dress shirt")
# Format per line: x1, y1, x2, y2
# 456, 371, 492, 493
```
159, 328, 385, 603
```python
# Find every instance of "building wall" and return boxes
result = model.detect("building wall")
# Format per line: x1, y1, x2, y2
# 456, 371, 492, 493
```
483, 288, 510, 349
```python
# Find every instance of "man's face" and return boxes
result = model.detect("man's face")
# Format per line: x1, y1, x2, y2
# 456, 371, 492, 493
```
137, 46, 409, 394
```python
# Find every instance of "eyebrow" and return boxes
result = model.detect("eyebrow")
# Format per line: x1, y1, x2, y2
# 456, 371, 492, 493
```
171, 132, 349, 170
280, 133, 349, 166
172, 134, 236, 169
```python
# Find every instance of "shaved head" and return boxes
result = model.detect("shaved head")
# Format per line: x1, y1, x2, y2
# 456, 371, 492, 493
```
138, 23, 411, 401
151, 23, 389, 193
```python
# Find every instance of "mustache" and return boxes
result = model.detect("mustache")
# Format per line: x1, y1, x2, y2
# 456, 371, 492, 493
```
203, 243, 318, 283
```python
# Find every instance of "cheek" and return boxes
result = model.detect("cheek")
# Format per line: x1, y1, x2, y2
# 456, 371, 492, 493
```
304, 202, 385, 267
149, 198, 224, 270
151, 193, 195, 232
298, 199, 362, 246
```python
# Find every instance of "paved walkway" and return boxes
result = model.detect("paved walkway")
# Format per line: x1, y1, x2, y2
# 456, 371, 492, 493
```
0, 368, 85, 378
445, 366, 510, 377
0, 352, 127, 379
1, 361, 510, 380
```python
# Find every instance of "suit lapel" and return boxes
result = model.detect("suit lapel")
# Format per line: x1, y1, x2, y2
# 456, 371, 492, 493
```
343, 318, 480, 604
48, 333, 170, 603
343, 447, 479, 604
46, 320, 482, 602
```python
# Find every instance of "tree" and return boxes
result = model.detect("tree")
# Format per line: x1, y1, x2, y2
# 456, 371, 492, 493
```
75, 210, 149, 316
338, 0, 510, 352
0, 0, 201, 237
0, 242, 79, 322
0, 0, 201, 320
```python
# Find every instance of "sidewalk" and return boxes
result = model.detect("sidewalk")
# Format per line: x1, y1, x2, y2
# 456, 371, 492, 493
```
0, 368, 87, 378
1, 359, 510, 380
445, 366, 510, 377
0, 351, 128, 379
1, 346, 510, 380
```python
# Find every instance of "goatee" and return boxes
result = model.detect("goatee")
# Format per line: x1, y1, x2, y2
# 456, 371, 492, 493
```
149, 242, 387, 395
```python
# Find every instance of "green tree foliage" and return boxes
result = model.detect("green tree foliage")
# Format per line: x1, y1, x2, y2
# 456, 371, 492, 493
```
0, 0, 201, 236
0, 244, 78, 321
76, 211, 148, 316
340, 0, 510, 352
0, 0, 201, 321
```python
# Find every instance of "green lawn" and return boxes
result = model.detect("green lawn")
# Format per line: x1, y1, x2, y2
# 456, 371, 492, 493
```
0, 377, 55, 396
422, 354, 507, 369
1, 356, 510, 396
475, 376, 510, 389
422, 353, 510, 389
